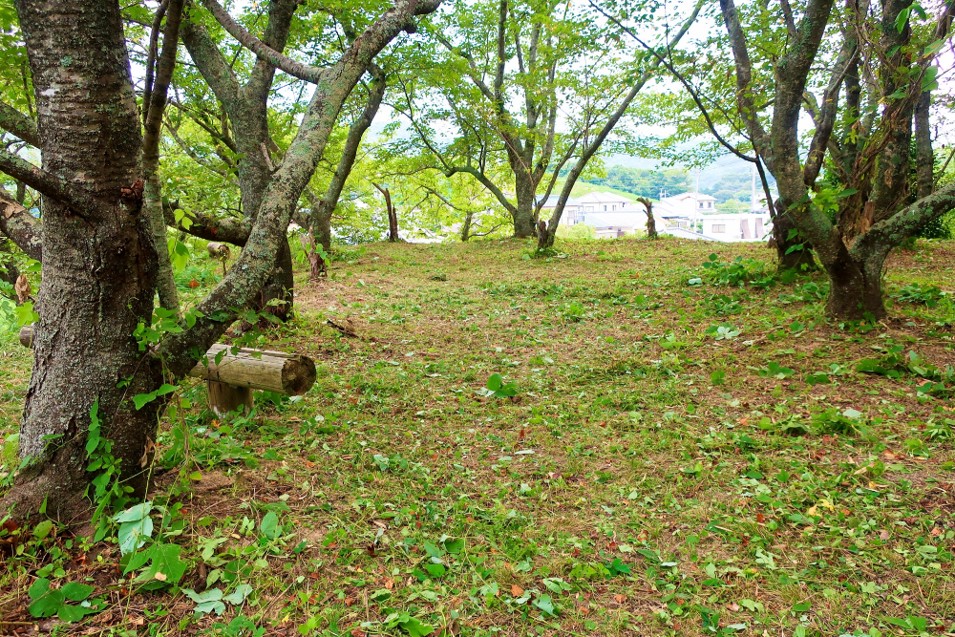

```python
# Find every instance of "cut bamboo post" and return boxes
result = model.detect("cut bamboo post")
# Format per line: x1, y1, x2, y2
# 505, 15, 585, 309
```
17, 326, 316, 415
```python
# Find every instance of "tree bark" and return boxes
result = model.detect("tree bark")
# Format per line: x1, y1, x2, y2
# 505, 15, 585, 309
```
771, 200, 817, 271
914, 90, 933, 199
374, 183, 399, 242
824, 250, 886, 320
141, 0, 184, 313
513, 175, 537, 239
307, 68, 385, 278
4, 0, 164, 520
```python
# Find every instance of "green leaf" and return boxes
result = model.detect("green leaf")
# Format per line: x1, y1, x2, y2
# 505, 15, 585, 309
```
118, 514, 154, 556
133, 543, 189, 589
223, 583, 253, 605
534, 593, 557, 616
443, 537, 465, 554
60, 582, 94, 602
397, 617, 434, 637
424, 562, 446, 578
132, 384, 178, 410
422, 540, 444, 558
385, 613, 435, 637
183, 587, 226, 615
33, 520, 53, 540
28, 578, 51, 600
114, 501, 153, 524
259, 511, 280, 540
14, 301, 39, 327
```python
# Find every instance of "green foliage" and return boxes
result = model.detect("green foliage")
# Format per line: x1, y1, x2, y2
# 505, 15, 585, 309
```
581, 165, 690, 199
700, 254, 774, 288
28, 578, 105, 622
85, 401, 133, 541
892, 283, 945, 307
483, 373, 518, 398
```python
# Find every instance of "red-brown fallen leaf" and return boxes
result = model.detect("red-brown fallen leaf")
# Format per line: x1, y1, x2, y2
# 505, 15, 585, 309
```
14, 274, 30, 303
756, 512, 765, 524
931, 527, 942, 537
511, 584, 524, 597
188, 279, 200, 288
613, 594, 626, 603
517, 428, 526, 442
351, 629, 366, 637
384, 578, 395, 590
578, 604, 590, 615
344, 596, 356, 607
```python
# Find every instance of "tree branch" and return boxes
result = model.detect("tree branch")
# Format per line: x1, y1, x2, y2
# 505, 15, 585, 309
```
165, 202, 252, 245
852, 179, 955, 260
198, 0, 331, 85
0, 149, 110, 218
0, 101, 40, 147
180, 16, 241, 110
0, 188, 42, 260
447, 165, 517, 216
157, 0, 444, 378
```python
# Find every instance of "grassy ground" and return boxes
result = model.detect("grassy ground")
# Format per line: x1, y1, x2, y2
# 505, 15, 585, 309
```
1, 237, 953, 637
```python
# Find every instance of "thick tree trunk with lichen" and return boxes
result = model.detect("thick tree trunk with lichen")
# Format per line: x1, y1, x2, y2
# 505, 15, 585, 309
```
3, 0, 164, 520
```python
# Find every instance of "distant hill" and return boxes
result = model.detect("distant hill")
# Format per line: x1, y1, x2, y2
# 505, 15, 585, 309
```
601, 153, 773, 205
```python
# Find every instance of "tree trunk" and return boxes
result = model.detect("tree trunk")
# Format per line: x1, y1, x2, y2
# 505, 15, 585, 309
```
536, 220, 555, 250
771, 206, 817, 271
637, 197, 657, 239
512, 177, 538, 239
460, 211, 473, 242
4, 0, 164, 520
824, 251, 886, 320
374, 183, 399, 242
308, 204, 332, 278
258, 237, 294, 322
914, 90, 933, 199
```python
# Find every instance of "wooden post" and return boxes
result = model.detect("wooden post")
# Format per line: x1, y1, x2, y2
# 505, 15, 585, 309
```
17, 326, 316, 415
206, 381, 253, 416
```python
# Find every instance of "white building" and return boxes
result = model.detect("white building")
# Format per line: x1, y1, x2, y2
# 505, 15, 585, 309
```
545, 189, 772, 242
657, 192, 772, 242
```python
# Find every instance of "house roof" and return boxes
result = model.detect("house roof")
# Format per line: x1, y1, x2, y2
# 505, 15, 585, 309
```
663, 192, 716, 203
